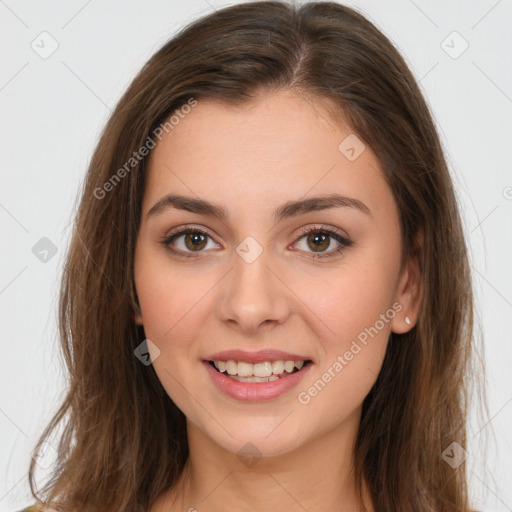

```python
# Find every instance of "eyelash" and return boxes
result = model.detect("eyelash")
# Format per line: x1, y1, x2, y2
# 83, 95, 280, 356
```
160, 224, 353, 261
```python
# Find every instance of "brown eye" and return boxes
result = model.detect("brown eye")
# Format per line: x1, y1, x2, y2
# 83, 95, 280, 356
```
161, 227, 220, 258
293, 226, 353, 260
183, 232, 208, 251
305, 232, 331, 252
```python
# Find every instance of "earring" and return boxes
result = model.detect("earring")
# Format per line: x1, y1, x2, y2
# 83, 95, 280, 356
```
405, 316, 411, 325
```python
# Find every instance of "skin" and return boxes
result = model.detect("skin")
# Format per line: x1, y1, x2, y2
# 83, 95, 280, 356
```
133, 89, 422, 512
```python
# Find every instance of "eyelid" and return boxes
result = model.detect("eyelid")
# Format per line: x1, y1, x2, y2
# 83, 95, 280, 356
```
164, 223, 216, 239
294, 223, 349, 241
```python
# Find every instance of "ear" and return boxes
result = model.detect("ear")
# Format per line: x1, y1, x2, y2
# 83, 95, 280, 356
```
390, 229, 424, 334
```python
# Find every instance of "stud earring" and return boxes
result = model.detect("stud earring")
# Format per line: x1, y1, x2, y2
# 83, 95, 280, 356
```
405, 316, 411, 325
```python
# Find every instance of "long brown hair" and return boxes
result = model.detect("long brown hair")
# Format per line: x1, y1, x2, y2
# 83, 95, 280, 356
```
27, 2, 482, 510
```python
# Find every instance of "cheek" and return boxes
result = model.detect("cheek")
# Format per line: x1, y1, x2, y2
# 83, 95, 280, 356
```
293, 256, 397, 345
295, 282, 391, 425
133, 252, 207, 407
134, 248, 211, 346
291, 258, 395, 408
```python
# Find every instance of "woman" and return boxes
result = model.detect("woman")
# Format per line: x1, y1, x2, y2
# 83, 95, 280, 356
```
20, 1, 481, 511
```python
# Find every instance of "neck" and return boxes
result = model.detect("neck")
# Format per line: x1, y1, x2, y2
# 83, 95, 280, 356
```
155, 407, 374, 512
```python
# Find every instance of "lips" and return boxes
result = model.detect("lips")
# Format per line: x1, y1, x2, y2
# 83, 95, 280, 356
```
203, 358, 313, 401
204, 349, 312, 365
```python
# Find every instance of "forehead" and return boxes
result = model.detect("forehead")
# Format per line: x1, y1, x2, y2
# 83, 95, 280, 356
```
142, 89, 392, 221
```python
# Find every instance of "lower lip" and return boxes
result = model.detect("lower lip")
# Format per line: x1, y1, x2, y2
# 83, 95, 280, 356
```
203, 360, 313, 402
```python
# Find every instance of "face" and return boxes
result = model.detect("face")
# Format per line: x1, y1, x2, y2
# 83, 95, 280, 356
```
133, 89, 419, 459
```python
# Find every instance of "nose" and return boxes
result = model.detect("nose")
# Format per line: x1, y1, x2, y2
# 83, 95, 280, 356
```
217, 247, 291, 334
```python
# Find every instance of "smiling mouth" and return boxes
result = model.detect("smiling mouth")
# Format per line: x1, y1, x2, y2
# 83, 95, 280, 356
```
207, 359, 313, 382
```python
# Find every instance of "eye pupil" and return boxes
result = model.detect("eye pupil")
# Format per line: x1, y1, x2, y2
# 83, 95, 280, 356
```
185, 232, 207, 250
308, 232, 329, 251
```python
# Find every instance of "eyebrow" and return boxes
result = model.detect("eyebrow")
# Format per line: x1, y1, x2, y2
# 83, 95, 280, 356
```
146, 192, 371, 222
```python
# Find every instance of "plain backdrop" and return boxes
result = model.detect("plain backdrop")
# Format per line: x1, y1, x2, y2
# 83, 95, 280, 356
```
1, 1, 511, 511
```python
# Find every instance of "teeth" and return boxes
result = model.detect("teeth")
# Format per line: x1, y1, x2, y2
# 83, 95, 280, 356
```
271, 360, 284, 374
229, 374, 280, 383
213, 359, 307, 377
226, 360, 238, 376
253, 362, 273, 377
284, 360, 294, 372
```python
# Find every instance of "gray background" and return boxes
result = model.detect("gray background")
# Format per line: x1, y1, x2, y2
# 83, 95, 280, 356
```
0, 1, 511, 511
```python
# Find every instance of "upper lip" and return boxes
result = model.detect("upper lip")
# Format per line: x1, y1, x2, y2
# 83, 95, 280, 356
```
204, 349, 312, 364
